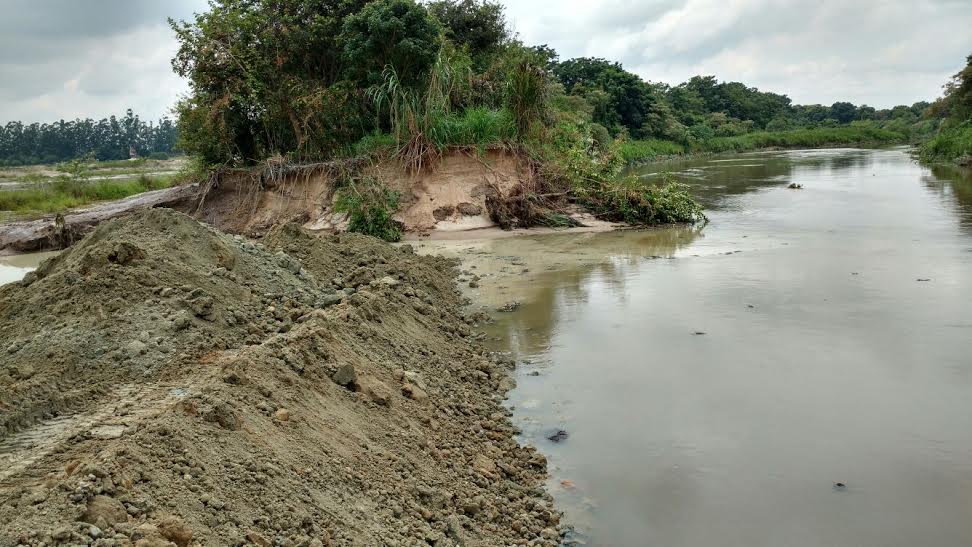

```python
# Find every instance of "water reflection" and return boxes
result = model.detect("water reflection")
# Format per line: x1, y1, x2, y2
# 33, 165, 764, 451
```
921, 164, 972, 233
490, 148, 972, 546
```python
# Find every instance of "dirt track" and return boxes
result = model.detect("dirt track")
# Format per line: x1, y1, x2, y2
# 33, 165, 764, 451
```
0, 209, 561, 546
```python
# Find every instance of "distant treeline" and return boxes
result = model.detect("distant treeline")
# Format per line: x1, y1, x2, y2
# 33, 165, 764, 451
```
0, 109, 179, 166
547, 57, 934, 144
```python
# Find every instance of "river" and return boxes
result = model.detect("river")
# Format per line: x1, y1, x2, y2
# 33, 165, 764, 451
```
471, 147, 972, 546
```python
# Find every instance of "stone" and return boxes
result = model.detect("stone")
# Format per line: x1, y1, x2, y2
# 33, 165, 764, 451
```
401, 383, 428, 402
127, 340, 149, 357
246, 531, 272, 547
457, 202, 484, 216
378, 276, 400, 288
158, 515, 193, 547
80, 495, 128, 527
332, 364, 358, 388
360, 377, 393, 406
203, 403, 242, 431
275, 408, 291, 422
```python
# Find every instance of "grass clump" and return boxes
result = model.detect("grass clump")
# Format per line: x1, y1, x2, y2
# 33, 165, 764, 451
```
919, 123, 972, 164
335, 178, 403, 242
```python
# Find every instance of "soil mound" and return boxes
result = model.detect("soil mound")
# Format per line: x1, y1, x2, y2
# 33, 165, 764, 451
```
0, 209, 559, 546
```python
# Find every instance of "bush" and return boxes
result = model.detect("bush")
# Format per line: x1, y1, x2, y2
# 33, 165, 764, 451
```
335, 178, 403, 242
919, 122, 972, 164
577, 175, 707, 225
148, 152, 171, 161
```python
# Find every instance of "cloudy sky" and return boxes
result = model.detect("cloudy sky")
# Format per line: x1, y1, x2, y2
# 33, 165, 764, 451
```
1, 0, 970, 122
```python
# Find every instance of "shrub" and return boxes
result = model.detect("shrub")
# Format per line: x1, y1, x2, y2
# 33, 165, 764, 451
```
335, 178, 403, 242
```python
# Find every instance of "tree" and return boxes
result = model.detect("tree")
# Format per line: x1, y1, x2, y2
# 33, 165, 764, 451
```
427, 0, 508, 69
342, 0, 441, 87
830, 102, 857, 124
554, 57, 661, 137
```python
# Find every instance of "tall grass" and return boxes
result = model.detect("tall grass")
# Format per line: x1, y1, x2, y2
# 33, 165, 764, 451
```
919, 123, 972, 164
0, 174, 178, 215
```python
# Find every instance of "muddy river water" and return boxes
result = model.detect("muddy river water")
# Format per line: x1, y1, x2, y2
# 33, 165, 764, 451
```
429, 147, 972, 546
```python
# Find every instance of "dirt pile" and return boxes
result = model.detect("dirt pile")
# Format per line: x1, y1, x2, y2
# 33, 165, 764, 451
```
0, 209, 560, 546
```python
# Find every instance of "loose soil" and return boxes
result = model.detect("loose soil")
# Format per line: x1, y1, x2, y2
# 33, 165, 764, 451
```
0, 209, 561, 547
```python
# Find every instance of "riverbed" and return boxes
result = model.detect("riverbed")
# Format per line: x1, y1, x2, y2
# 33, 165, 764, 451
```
420, 147, 972, 546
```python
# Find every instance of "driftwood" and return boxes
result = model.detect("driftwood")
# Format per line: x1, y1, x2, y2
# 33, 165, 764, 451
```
0, 184, 200, 254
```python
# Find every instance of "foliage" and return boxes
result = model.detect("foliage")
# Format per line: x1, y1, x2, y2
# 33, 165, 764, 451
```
427, 0, 508, 69
919, 123, 972, 164
578, 176, 707, 225
342, 0, 441, 87
504, 57, 548, 138
0, 110, 177, 166
334, 178, 402, 241
920, 54, 972, 163
554, 58, 662, 138
618, 126, 905, 164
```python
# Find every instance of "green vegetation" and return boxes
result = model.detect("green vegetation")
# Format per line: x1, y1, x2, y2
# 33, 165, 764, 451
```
0, 174, 179, 216
335, 179, 403, 242
0, 110, 178, 166
919, 55, 972, 165
619, 126, 904, 164
919, 124, 972, 164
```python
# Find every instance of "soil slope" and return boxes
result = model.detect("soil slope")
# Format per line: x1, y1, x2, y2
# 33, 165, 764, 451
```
0, 209, 560, 546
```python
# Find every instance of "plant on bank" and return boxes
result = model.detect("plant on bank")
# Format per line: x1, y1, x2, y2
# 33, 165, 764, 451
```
334, 178, 403, 242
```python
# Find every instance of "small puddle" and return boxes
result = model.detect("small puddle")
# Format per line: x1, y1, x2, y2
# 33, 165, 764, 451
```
0, 251, 58, 286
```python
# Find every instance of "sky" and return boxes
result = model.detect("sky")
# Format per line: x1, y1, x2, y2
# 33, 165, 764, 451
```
1, 0, 970, 122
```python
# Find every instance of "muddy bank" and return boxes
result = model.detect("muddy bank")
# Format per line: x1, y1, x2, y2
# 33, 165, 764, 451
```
0, 209, 562, 546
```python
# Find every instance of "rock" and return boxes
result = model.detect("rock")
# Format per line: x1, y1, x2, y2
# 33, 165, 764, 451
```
107, 242, 145, 265
157, 516, 193, 547
135, 539, 177, 547
170, 311, 192, 331
433, 206, 456, 221
472, 454, 497, 475
246, 531, 272, 547
457, 202, 483, 216
401, 383, 428, 402
275, 408, 291, 422
360, 377, 393, 406
546, 430, 569, 443
332, 364, 358, 388
378, 276, 401, 288
88, 525, 103, 539
127, 340, 149, 357
497, 301, 521, 313
80, 496, 128, 527
317, 293, 344, 308
203, 403, 242, 431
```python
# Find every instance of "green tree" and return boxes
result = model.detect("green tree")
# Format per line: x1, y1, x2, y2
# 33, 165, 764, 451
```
341, 0, 441, 87
427, 0, 508, 69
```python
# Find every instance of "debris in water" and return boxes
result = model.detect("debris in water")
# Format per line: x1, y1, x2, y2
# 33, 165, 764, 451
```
917, 278, 931, 282
546, 429, 569, 443
693, 331, 707, 336
788, 183, 804, 189
498, 301, 522, 312
833, 482, 847, 490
